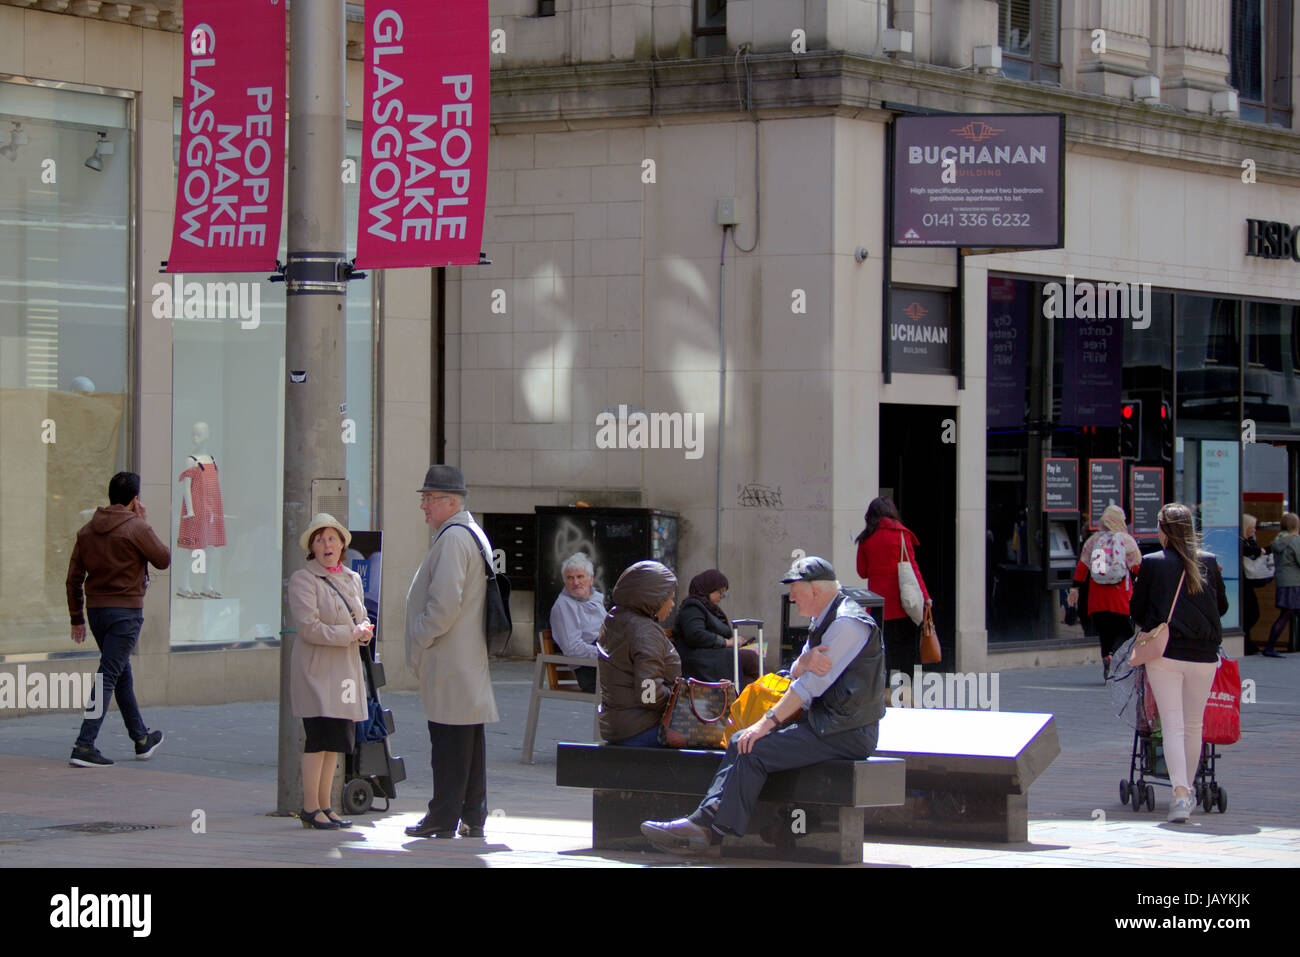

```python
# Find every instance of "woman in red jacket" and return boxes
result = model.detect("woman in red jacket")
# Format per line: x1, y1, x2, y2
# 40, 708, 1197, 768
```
1067, 504, 1142, 681
855, 497, 931, 679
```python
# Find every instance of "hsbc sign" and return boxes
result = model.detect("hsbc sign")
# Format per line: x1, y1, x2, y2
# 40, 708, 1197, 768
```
1245, 219, 1300, 262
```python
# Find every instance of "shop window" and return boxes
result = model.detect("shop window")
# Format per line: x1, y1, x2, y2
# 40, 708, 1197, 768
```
0, 82, 132, 657
1244, 301, 1300, 430
167, 114, 374, 647
1230, 0, 1293, 127
997, 0, 1061, 84
1176, 296, 1241, 427
694, 0, 727, 57
986, 276, 1174, 644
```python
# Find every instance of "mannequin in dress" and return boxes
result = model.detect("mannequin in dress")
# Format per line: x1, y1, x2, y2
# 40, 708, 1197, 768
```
176, 421, 227, 598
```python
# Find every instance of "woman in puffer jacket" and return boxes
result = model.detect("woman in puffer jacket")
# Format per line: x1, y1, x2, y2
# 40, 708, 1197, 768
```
597, 561, 680, 747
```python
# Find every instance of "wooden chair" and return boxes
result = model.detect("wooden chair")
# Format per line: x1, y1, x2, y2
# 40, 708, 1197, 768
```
521, 628, 599, 764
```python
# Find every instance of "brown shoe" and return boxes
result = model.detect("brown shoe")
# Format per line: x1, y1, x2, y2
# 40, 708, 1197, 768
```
640, 818, 720, 857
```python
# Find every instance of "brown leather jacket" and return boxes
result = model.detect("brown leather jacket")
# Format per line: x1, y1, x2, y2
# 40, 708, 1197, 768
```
66, 506, 171, 625
597, 561, 680, 743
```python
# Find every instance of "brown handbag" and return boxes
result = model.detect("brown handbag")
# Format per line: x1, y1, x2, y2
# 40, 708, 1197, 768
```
1130, 571, 1185, 667
659, 677, 737, 749
919, 603, 941, 665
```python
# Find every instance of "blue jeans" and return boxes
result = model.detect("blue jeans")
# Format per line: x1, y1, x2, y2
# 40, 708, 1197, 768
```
612, 725, 661, 747
75, 608, 148, 749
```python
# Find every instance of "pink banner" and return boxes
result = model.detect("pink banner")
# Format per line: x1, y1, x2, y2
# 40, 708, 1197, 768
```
356, 0, 489, 268
166, 0, 285, 274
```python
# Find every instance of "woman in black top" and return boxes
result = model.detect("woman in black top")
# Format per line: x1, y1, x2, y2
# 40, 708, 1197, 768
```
674, 570, 760, 690
1128, 503, 1228, 823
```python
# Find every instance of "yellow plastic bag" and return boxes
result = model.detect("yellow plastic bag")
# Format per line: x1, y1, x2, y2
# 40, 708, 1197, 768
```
726, 673, 802, 743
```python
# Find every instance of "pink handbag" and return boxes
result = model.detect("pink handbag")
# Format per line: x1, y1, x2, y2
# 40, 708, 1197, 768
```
1129, 571, 1185, 667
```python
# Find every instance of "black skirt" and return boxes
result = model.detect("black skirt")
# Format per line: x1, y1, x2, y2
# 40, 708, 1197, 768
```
303, 716, 355, 754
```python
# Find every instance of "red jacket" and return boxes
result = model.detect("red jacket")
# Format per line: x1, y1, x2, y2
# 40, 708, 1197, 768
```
855, 518, 931, 621
1072, 561, 1141, 615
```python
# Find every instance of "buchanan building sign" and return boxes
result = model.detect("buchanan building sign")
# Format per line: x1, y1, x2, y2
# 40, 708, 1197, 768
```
888, 289, 953, 375
892, 113, 1065, 250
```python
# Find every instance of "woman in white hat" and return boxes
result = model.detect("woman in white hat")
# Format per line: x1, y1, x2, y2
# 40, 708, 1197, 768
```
288, 513, 373, 830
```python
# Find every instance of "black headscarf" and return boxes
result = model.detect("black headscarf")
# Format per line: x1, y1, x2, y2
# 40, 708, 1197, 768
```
687, 569, 730, 627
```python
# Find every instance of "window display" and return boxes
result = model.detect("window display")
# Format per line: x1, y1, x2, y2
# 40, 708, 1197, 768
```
167, 119, 374, 646
0, 82, 132, 657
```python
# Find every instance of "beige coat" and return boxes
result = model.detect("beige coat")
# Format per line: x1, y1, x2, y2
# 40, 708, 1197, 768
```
404, 512, 499, 725
288, 560, 368, 721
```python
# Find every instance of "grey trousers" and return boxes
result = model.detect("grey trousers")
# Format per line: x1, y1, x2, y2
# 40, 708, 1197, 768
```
697, 719, 879, 836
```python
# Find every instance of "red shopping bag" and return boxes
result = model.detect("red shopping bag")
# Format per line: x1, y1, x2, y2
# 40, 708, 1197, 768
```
1201, 656, 1242, 746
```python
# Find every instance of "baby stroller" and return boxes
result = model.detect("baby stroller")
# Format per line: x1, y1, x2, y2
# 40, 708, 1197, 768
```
1113, 656, 1231, 814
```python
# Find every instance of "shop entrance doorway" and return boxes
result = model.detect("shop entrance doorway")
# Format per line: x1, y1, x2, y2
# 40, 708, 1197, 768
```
878, 404, 957, 668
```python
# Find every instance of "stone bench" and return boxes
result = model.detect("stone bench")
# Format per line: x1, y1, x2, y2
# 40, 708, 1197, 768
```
556, 743, 907, 865
865, 708, 1060, 843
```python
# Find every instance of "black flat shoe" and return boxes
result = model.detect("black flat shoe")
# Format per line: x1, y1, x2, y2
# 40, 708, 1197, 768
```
298, 809, 341, 830
457, 822, 485, 838
1261, 648, 1284, 658
405, 817, 457, 839
324, 808, 352, 828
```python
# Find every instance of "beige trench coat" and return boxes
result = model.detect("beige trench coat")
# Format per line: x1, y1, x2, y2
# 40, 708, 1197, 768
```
288, 560, 368, 721
404, 512, 499, 725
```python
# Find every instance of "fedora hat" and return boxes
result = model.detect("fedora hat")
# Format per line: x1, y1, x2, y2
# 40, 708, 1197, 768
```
418, 464, 467, 495
299, 513, 351, 552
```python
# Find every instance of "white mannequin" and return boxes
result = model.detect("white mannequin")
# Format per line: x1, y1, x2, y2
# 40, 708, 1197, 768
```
176, 420, 222, 598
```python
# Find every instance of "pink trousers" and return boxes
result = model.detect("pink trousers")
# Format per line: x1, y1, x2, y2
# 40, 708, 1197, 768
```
1145, 656, 1218, 793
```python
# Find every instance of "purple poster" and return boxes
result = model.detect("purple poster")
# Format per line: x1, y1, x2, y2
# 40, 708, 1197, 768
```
987, 277, 1029, 427
1061, 309, 1123, 426
893, 114, 1064, 248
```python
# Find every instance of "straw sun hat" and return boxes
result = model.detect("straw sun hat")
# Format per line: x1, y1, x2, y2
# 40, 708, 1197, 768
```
299, 513, 351, 552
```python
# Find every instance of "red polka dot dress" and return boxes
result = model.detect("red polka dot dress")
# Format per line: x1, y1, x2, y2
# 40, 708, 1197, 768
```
177, 458, 227, 548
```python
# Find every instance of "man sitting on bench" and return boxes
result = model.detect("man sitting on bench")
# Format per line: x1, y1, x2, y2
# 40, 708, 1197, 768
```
640, 556, 884, 856
549, 552, 605, 693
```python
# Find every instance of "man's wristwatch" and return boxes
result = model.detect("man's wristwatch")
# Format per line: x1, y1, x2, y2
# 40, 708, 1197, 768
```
763, 709, 779, 728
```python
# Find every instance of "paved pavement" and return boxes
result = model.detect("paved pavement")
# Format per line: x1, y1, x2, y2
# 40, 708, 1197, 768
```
0, 655, 1297, 869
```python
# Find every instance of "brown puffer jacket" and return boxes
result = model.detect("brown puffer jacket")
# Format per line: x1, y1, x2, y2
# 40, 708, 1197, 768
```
597, 561, 680, 743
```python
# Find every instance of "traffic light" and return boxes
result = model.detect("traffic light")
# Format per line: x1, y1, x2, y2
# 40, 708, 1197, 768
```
1120, 399, 1142, 459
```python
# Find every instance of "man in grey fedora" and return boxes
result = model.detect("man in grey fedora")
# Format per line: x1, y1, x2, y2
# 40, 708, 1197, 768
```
404, 465, 500, 839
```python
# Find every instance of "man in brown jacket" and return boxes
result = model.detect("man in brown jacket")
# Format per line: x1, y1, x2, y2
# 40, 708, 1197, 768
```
66, 472, 170, 768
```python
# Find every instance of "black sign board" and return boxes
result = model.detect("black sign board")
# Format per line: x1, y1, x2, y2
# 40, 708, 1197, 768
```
887, 288, 953, 375
1043, 458, 1079, 512
1131, 467, 1164, 537
892, 113, 1065, 249
1088, 459, 1124, 529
